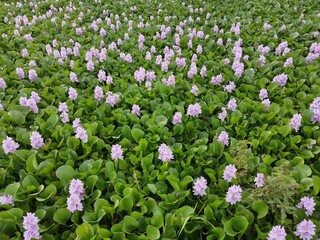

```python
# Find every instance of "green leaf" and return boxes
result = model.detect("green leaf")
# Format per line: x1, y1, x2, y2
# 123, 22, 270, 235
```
76, 222, 94, 239
138, 138, 148, 151
141, 153, 153, 172
278, 125, 291, 137
230, 110, 242, 125
155, 115, 168, 128
224, 215, 249, 237
146, 225, 160, 240
67, 137, 80, 150
119, 197, 133, 212
312, 176, 320, 195
86, 175, 98, 189
56, 165, 76, 184
252, 200, 268, 219
37, 184, 57, 201
173, 124, 184, 135
166, 175, 180, 191
46, 114, 59, 129
131, 128, 145, 143
289, 32, 299, 40
293, 165, 312, 180
208, 227, 225, 240
8, 110, 25, 125
122, 216, 138, 233
26, 154, 38, 173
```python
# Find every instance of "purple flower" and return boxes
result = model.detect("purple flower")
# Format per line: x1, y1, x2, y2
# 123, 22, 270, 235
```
226, 185, 242, 204
259, 55, 266, 67
307, 139, 316, 149
187, 103, 202, 117
60, 112, 69, 123
172, 112, 182, 125
294, 220, 316, 240
94, 86, 104, 101
162, 74, 175, 86
27, 99, 38, 113
134, 67, 146, 82
16, 67, 25, 79
28, 69, 37, 82
68, 87, 78, 100
310, 97, 320, 123
227, 98, 237, 111
297, 197, 316, 216
69, 179, 85, 200
289, 113, 302, 132
67, 194, 83, 213
131, 104, 140, 116
200, 66, 207, 77
218, 107, 227, 121
0, 194, 14, 206
30, 131, 44, 149
31, 92, 41, 103
98, 70, 106, 82
254, 173, 265, 187
70, 72, 78, 83
23, 212, 41, 240
87, 60, 95, 71
187, 62, 197, 79
105, 92, 120, 107
2, 137, 19, 154
20, 97, 28, 107
0, 78, 7, 88
263, 23, 271, 31
267, 226, 286, 240
262, 98, 271, 110
158, 143, 174, 163
223, 165, 237, 182
284, 57, 293, 67
193, 176, 208, 196
211, 74, 223, 85
273, 74, 288, 87
190, 85, 199, 96
75, 126, 88, 143
111, 144, 123, 160
218, 131, 229, 146
72, 118, 81, 130
224, 81, 236, 93
106, 75, 113, 84
58, 102, 68, 112
259, 89, 268, 100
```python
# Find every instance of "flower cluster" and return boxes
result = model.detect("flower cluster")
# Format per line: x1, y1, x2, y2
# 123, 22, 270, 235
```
111, 144, 123, 160
187, 103, 202, 117
0, 194, 14, 206
223, 165, 237, 182
23, 213, 41, 240
30, 131, 45, 149
158, 143, 174, 162
296, 196, 316, 216
193, 176, 208, 196
226, 185, 242, 204
2, 136, 19, 154
105, 91, 120, 107
310, 97, 320, 123
267, 226, 286, 240
289, 113, 302, 132
20, 91, 40, 113
272, 73, 288, 86
67, 179, 84, 213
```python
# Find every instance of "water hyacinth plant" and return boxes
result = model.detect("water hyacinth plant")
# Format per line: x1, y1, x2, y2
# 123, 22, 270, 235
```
0, 0, 319, 239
